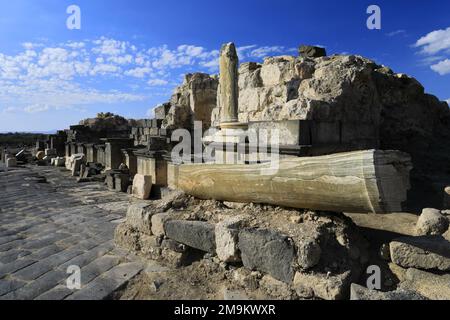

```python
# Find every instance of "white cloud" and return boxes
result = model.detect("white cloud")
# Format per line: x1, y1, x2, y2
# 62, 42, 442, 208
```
92, 37, 127, 56
107, 54, 133, 65
249, 46, 285, 58
0, 38, 298, 116
415, 27, 450, 55
24, 104, 50, 113
415, 27, 450, 76
125, 67, 152, 78
200, 58, 219, 70
90, 63, 120, 76
66, 42, 85, 49
177, 45, 205, 57
387, 30, 406, 37
430, 59, 450, 75
148, 79, 168, 86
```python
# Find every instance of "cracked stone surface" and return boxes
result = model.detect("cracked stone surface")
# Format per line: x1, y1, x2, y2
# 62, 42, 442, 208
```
0, 165, 144, 300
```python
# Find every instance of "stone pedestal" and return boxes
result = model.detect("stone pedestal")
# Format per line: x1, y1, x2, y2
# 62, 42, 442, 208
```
104, 139, 133, 170
95, 144, 106, 166
70, 143, 77, 157
136, 153, 168, 187
36, 140, 45, 152
65, 144, 71, 158
121, 148, 140, 177
6, 157, 17, 168
76, 143, 86, 156
85, 144, 97, 163
115, 173, 131, 192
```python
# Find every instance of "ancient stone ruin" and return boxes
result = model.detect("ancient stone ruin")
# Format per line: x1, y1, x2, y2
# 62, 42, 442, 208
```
1, 43, 449, 301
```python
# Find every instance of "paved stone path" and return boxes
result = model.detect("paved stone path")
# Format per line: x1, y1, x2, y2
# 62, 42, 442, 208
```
0, 165, 144, 300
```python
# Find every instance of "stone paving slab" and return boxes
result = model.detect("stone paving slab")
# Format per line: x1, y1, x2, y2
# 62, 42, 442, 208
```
0, 166, 144, 300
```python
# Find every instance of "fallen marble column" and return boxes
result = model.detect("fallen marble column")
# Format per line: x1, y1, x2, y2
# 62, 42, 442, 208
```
177, 149, 412, 213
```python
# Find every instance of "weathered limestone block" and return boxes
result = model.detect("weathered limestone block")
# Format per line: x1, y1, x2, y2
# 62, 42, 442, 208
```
106, 175, 115, 190
126, 203, 153, 235
390, 236, 450, 271
399, 268, 450, 300
71, 158, 84, 176
162, 104, 191, 130
167, 163, 179, 189
6, 157, 17, 167
132, 174, 152, 200
238, 228, 294, 283
445, 187, 450, 209
79, 164, 88, 179
293, 271, 352, 300
260, 56, 297, 87
66, 153, 85, 175
350, 283, 426, 300
178, 150, 412, 213
154, 103, 171, 120
416, 208, 449, 236
53, 157, 65, 167
164, 220, 216, 253
215, 215, 247, 263
298, 45, 327, 58
151, 213, 172, 237
115, 173, 130, 192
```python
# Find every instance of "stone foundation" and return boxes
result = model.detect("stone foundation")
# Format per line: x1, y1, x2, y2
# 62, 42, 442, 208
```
114, 192, 369, 300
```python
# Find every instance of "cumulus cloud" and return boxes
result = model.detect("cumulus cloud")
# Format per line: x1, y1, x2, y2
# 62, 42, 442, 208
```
415, 27, 450, 76
0, 37, 297, 114
431, 59, 450, 75
415, 27, 450, 55
125, 67, 152, 78
24, 104, 50, 113
148, 79, 168, 86
249, 46, 286, 58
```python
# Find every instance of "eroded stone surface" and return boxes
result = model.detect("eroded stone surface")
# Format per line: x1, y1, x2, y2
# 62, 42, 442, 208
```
416, 208, 449, 236
165, 220, 216, 254
390, 236, 450, 271
238, 228, 295, 283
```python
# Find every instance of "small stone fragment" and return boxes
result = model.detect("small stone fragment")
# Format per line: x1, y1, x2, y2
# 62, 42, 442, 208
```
416, 208, 449, 236
132, 174, 152, 200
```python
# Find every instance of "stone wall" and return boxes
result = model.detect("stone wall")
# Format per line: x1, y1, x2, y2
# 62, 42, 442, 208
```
164, 73, 218, 131
210, 53, 450, 210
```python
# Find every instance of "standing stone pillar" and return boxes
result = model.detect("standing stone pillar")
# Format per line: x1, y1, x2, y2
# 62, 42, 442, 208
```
219, 43, 240, 127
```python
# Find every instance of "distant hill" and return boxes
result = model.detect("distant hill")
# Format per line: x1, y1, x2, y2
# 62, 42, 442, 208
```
0, 130, 58, 134
0, 132, 49, 148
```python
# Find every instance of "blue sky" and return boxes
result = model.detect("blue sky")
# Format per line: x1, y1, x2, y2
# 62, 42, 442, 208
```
0, 0, 449, 132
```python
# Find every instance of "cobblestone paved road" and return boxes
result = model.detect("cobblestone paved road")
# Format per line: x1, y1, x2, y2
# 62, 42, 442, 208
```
0, 165, 144, 300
